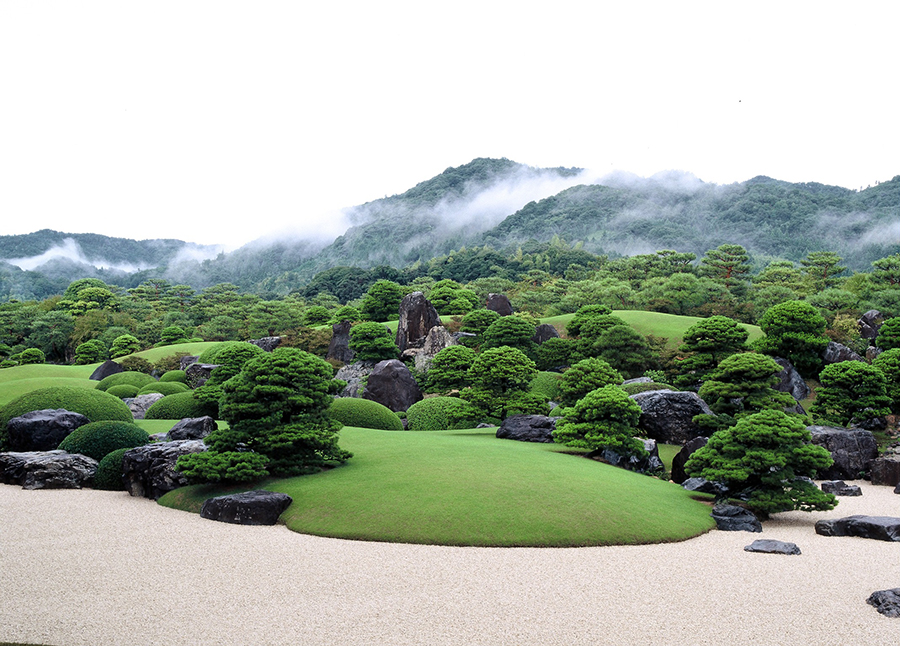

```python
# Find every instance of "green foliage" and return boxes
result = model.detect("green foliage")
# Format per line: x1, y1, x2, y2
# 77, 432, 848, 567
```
566, 304, 613, 337
331, 305, 362, 324
348, 321, 398, 362
481, 316, 536, 354
800, 251, 846, 290
698, 244, 751, 291
116, 355, 153, 374
74, 339, 108, 365
552, 384, 646, 458
873, 348, 900, 412
463, 346, 544, 420
424, 345, 476, 393
558, 358, 622, 407
877, 317, 900, 350
159, 325, 188, 346
159, 369, 187, 383
95, 371, 157, 392
754, 300, 829, 376
93, 447, 130, 490
674, 315, 749, 389
810, 361, 891, 427
10, 348, 45, 365
106, 384, 140, 399
301, 305, 332, 326
176, 451, 271, 483
138, 381, 190, 396
595, 325, 653, 379
194, 342, 265, 406
685, 409, 836, 515
697, 352, 797, 419
458, 308, 500, 347
406, 396, 482, 431
360, 279, 404, 322
327, 397, 404, 430
534, 337, 577, 371
144, 392, 217, 420
528, 371, 563, 401
109, 334, 141, 358
57, 421, 149, 461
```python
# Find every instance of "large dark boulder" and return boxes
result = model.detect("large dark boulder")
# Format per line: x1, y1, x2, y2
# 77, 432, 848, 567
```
815, 515, 900, 541
89, 360, 123, 381
200, 490, 293, 525
744, 539, 801, 555
859, 310, 884, 341
0, 450, 97, 489
629, 390, 712, 445
531, 324, 560, 344
807, 425, 878, 480
867, 589, 900, 617
167, 416, 217, 441
7, 409, 90, 451
123, 393, 165, 420
870, 448, 900, 487
822, 341, 863, 365
362, 360, 423, 412
327, 321, 355, 364
496, 415, 558, 443
773, 358, 810, 401
250, 336, 282, 352
122, 440, 207, 500
601, 438, 664, 474
671, 436, 708, 484
335, 361, 376, 398
395, 292, 441, 352
682, 477, 728, 496
485, 293, 513, 316
711, 504, 762, 532
820, 480, 863, 496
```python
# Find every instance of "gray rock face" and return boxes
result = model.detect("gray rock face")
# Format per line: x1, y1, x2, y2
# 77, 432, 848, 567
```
821, 341, 863, 365
327, 321, 355, 364
485, 293, 513, 316
867, 588, 900, 617
250, 336, 282, 352
815, 515, 900, 541
711, 504, 762, 532
362, 360, 422, 412
807, 425, 878, 480
167, 416, 217, 441
629, 390, 712, 445
335, 361, 376, 398
531, 324, 560, 344
179, 355, 200, 371
601, 438, 664, 474
496, 415, 558, 443
870, 453, 900, 487
89, 360, 124, 381
122, 440, 207, 500
671, 436, 708, 484
859, 309, 884, 340
413, 326, 455, 374
7, 409, 90, 451
773, 358, 810, 401
622, 377, 653, 385
820, 480, 863, 496
682, 477, 728, 496
744, 539, 801, 555
395, 292, 442, 352
0, 450, 98, 489
185, 363, 219, 388
123, 393, 165, 420
200, 490, 293, 525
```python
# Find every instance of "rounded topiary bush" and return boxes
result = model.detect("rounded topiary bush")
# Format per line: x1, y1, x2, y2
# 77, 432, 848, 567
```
93, 447, 130, 490
327, 397, 404, 430
619, 381, 675, 395
138, 381, 190, 396
144, 392, 218, 420
58, 421, 149, 461
197, 341, 261, 364
406, 397, 481, 431
159, 370, 187, 384
106, 384, 140, 399
95, 371, 157, 392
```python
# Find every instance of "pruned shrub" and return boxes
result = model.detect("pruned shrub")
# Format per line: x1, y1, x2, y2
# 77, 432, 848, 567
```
153, 352, 193, 373
159, 369, 188, 384
11, 348, 45, 365
93, 447, 130, 490
58, 421, 150, 461
529, 371, 563, 401
406, 397, 481, 431
116, 356, 153, 374
144, 392, 217, 420
327, 397, 403, 430
106, 384, 140, 399
197, 341, 255, 364
176, 451, 270, 483
95, 371, 157, 392
74, 339, 108, 365
138, 381, 190, 396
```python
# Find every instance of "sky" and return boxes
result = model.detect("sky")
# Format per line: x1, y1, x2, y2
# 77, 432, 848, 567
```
1, 1, 898, 250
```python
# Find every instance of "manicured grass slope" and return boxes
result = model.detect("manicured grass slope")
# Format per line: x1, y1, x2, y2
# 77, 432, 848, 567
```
160, 427, 715, 547
0, 364, 99, 407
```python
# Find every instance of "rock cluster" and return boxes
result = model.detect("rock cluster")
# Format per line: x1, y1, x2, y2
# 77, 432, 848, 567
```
0, 450, 97, 489
496, 415, 558, 443
820, 480, 862, 496
711, 504, 761, 532
815, 515, 900, 541
122, 440, 207, 500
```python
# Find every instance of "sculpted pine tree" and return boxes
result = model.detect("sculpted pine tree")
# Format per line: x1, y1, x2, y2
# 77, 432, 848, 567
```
558, 358, 622, 407
552, 385, 646, 459
753, 300, 828, 376
810, 361, 891, 427
360, 280, 404, 322
461, 346, 546, 420
674, 315, 749, 389
348, 321, 398, 362
425, 345, 477, 394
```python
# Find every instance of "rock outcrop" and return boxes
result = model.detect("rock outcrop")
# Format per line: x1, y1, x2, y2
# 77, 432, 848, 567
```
167, 416, 217, 441
122, 440, 207, 500
807, 425, 878, 480
496, 415, 558, 443
773, 358, 810, 401
858, 310, 884, 341
0, 450, 97, 489
413, 325, 455, 374
485, 293, 513, 316
630, 390, 712, 445
327, 321, 355, 364
821, 341, 863, 365
815, 515, 900, 541
362, 360, 423, 412
335, 361, 376, 398
7, 409, 90, 452
395, 292, 441, 352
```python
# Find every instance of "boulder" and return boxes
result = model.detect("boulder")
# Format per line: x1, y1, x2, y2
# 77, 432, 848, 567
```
200, 490, 293, 525
820, 480, 863, 496
167, 416, 217, 441
815, 515, 900, 541
711, 504, 762, 532
622, 377, 653, 385
821, 341, 863, 365
326, 321, 355, 364
531, 324, 560, 345
335, 361, 376, 398
362, 360, 423, 412
89, 360, 123, 381
895, 482, 900, 495
773, 358, 810, 401
485, 293, 513, 316
179, 355, 200, 371
185, 363, 219, 388
858, 309, 884, 341
671, 436, 708, 484
0, 450, 98, 489
867, 589, 900, 618
496, 415, 558, 443
870, 452, 900, 487
123, 393, 165, 420
250, 336, 282, 352
395, 292, 442, 352
122, 440, 207, 500
807, 425, 878, 480
414, 326, 456, 374
682, 477, 728, 496
866, 347, 883, 362
743, 539, 801, 555
629, 390, 712, 445
601, 438, 664, 474
7, 409, 90, 452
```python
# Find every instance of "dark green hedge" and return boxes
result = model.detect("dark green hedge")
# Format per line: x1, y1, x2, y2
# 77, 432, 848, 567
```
93, 447, 131, 490
327, 397, 404, 430
144, 392, 218, 420
95, 371, 157, 392
138, 381, 190, 396
58, 421, 149, 461
406, 397, 481, 431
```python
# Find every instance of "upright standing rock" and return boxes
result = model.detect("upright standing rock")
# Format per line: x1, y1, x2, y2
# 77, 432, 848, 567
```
773, 358, 810, 401
532, 324, 560, 344
859, 310, 884, 341
395, 292, 441, 352
327, 320, 355, 363
413, 325, 455, 373
89, 360, 124, 381
485, 293, 513, 316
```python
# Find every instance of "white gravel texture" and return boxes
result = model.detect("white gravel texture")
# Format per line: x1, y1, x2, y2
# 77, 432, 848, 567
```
1, 482, 899, 646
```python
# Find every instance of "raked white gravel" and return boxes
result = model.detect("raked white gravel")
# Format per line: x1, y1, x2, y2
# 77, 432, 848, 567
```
1, 482, 899, 646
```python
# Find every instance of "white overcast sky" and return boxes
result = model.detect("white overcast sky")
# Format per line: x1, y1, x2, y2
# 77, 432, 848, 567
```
1, 1, 897, 249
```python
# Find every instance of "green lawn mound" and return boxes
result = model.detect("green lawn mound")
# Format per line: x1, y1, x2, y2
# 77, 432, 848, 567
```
160, 427, 715, 547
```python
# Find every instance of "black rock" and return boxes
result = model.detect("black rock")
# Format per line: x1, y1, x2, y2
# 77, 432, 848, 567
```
122, 440, 207, 500
185, 363, 219, 388
815, 515, 900, 541
179, 355, 200, 371
744, 539, 801, 555
7, 409, 90, 452
629, 390, 712, 445
601, 438, 664, 474
808, 425, 878, 480
531, 324, 560, 345
682, 477, 728, 496
200, 490, 293, 525
711, 504, 762, 532
821, 341, 863, 365
859, 310, 884, 341
671, 436, 708, 484
89, 360, 124, 381
327, 320, 355, 363
395, 292, 441, 352
496, 415, 558, 443
250, 336, 282, 352
0, 450, 98, 489
773, 357, 810, 401
820, 480, 863, 496
485, 293, 513, 316
362, 359, 423, 412
870, 448, 900, 487
167, 416, 217, 441
867, 589, 900, 617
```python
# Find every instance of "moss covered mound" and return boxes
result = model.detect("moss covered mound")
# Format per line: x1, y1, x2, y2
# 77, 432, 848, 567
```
58, 421, 149, 461
327, 397, 404, 431
95, 371, 157, 392
159, 370, 187, 384
106, 384, 140, 399
93, 447, 131, 490
144, 392, 217, 420
197, 341, 262, 364
620, 382, 675, 395
138, 381, 190, 396
406, 396, 481, 431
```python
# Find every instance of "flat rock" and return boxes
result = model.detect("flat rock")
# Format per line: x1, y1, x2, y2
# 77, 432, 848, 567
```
0, 450, 98, 489
868, 588, 900, 617
711, 504, 762, 532
744, 539, 801, 555
815, 515, 900, 541
200, 490, 293, 525
820, 480, 863, 496
682, 477, 728, 496
122, 440, 207, 500
496, 415, 558, 443
7, 409, 90, 451
167, 416, 217, 441
630, 390, 712, 445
